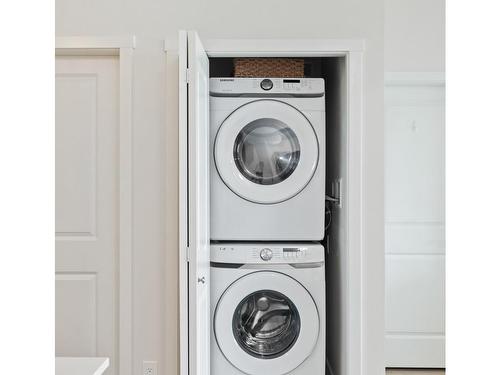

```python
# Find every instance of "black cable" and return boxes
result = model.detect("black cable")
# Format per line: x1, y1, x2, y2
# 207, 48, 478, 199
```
324, 199, 333, 232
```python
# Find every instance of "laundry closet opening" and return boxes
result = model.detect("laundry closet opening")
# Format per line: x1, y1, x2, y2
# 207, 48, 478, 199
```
208, 55, 349, 375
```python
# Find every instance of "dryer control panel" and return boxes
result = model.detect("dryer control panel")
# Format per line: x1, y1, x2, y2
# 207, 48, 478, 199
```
210, 78, 325, 97
210, 243, 324, 264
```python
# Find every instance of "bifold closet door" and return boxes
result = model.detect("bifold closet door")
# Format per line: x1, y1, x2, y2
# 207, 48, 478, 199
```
179, 30, 211, 375
55, 55, 119, 374
385, 81, 445, 368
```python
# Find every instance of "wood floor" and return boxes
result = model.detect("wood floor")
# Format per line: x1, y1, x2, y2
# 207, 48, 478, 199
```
386, 370, 445, 375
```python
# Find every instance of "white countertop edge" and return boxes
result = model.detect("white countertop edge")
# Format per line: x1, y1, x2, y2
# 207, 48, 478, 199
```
55, 357, 110, 375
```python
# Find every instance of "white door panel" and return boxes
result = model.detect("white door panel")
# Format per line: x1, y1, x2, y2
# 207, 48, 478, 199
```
385, 87, 445, 223
55, 55, 119, 374
55, 74, 97, 236
385, 223, 445, 255
385, 83, 445, 368
179, 30, 211, 375
386, 255, 445, 333
55, 274, 97, 355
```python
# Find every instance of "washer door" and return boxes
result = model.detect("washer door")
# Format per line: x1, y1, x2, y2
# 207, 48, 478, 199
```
214, 271, 320, 375
214, 100, 319, 204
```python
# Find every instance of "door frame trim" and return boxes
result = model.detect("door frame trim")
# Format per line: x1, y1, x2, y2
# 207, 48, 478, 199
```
55, 36, 135, 375
171, 35, 369, 375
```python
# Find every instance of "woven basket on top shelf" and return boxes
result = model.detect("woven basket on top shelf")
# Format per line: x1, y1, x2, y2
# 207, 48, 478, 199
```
234, 58, 305, 78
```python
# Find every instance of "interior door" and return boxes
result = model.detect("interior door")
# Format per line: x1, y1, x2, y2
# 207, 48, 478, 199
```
385, 82, 445, 368
55, 55, 119, 374
179, 30, 211, 375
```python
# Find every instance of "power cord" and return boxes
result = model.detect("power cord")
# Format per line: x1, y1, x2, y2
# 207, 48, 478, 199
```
324, 196, 333, 232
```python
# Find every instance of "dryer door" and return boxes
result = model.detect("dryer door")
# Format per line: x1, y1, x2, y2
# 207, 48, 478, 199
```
214, 271, 320, 375
214, 100, 319, 204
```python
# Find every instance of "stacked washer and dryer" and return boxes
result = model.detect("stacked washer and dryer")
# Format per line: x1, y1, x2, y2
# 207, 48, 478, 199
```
209, 77, 326, 375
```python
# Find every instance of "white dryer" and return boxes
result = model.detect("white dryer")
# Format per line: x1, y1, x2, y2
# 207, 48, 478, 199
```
210, 78, 325, 240
211, 243, 325, 375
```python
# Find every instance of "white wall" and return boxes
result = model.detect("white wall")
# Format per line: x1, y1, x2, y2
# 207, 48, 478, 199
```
56, 1, 385, 374
385, 0, 445, 72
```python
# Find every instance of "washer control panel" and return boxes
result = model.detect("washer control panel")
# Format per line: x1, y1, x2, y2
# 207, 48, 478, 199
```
209, 78, 325, 97
210, 243, 324, 264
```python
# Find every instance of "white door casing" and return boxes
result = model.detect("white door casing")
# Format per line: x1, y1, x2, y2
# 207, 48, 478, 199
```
178, 30, 211, 375
176, 36, 369, 375
55, 37, 134, 375
385, 73, 445, 368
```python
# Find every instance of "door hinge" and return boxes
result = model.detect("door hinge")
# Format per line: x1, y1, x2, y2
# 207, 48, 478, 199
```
184, 67, 190, 84
185, 246, 190, 262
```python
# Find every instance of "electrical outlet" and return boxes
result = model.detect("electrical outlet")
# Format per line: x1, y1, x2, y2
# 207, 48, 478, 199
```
143, 361, 157, 375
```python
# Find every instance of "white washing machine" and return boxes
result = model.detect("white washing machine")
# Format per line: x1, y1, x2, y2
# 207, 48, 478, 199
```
211, 243, 325, 375
210, 78, 325, 240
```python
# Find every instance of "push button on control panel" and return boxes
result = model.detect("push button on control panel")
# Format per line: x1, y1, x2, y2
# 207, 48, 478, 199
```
260, 79, 273, 91
260, 248, 273, 261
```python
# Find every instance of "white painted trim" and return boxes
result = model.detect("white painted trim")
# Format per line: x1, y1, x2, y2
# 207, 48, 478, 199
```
346, 50, 364, 375
204, 38, 365, 57
177, 30, 189, 375
118, 45, 134, 375
55, 36, 136, 50
385, 72, 445, 86
164, 37, 365, 55
55, 37, 135, 375
172, 36, 368, 375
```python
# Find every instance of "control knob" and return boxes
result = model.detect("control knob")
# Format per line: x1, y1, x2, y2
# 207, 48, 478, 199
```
260, 248, 273, 261
260, 79, 273, 91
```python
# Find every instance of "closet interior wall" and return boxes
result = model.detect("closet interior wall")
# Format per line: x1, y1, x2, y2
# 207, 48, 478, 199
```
322, 57, 348, 375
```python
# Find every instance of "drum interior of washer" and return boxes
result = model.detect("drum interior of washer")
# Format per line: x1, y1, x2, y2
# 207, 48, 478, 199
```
232, 290, 301, 359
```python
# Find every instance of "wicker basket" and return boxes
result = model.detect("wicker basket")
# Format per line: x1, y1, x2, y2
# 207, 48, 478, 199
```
234, 58, 304, 78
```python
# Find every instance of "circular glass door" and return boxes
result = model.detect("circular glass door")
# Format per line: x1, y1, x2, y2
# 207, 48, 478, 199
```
214, 271, 319, 375
214, 100, 319, 204
232, 290, 300, 359
233, 119, 300, 186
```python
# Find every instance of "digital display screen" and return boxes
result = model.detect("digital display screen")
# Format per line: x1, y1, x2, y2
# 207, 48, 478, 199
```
283, 248, 300, 252
283, 79, 300, 83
